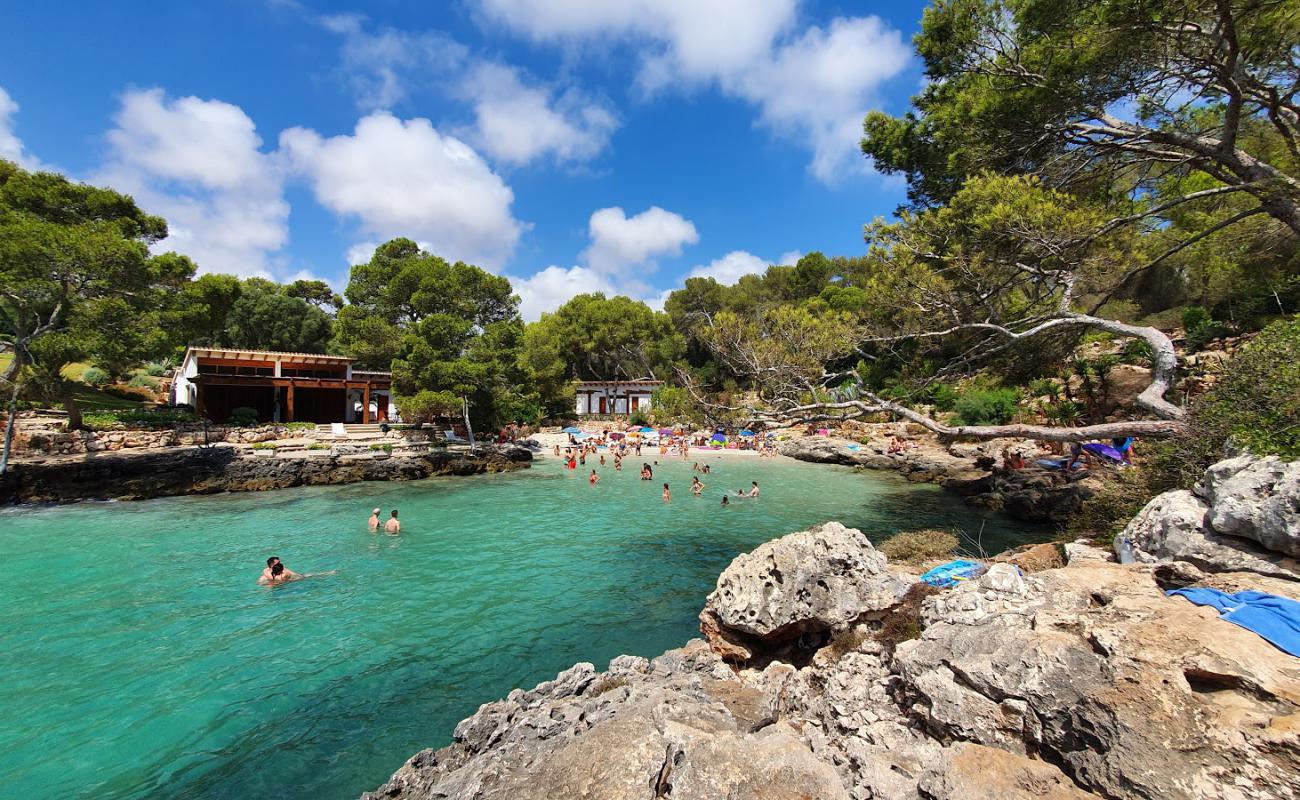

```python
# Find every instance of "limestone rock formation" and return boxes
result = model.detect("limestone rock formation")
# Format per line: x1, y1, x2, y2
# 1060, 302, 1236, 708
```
1124, 456, 1300, 580
698, 522, 914, 664
369, 461, 1300, 800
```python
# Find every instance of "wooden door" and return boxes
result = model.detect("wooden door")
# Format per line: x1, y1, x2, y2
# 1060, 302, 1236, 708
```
377, 394, 389, 422
598, 395, 608, 414
631, 395, 639, 410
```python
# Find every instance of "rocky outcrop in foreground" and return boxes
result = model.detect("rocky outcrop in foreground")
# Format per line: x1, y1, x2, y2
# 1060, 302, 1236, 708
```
366, 461, 1300, 800
0, 445, 531, 504
1124, 455, 1299, 580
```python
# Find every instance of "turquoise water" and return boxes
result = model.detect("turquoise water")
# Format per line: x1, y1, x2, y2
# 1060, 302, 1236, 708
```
0, 455, 1043, 798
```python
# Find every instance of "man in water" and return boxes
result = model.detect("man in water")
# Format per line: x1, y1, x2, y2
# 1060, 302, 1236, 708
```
721, 495, 730, 507
662, 482, 671, 502
385, 510, 401, 534
258, 556, 301, 585
368, 507, 381, 531
589, 469, 600, 485
748, 481, 760, 497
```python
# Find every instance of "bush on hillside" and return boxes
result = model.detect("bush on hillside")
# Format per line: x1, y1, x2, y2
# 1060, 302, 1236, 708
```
952, 387, 1019, 426
1182, 306, 1227, 351
628, 409, 650, 427
227, 406, 259, 427
82, 367, 110, 387
144, 362, 168, 377
1075, 315, 1300, 537
128, 374, 158, 389
929, 383, 960, 412
879, 529, 959, 563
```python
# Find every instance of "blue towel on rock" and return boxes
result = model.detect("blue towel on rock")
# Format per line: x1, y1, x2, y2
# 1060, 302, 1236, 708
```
1167, 587, 1300, 658
920, 559, 984, 589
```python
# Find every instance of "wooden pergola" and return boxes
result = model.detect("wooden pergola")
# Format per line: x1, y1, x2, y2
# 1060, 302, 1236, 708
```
193, 374, 392, 423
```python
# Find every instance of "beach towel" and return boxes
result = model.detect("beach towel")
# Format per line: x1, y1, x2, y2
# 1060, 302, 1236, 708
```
1167, 588, 1300, 657
920, 559, 985, 589
1082, 442, 1126, 463
1036, 458, 1068, 470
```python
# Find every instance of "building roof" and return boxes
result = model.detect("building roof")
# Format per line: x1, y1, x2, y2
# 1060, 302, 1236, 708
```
574, 379, 663, 389
351, 369, 393, 377
184, 346, 354, 365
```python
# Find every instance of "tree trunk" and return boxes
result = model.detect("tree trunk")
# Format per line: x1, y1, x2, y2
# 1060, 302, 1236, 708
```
61, 383, 83, 431
0, 379, 20, 476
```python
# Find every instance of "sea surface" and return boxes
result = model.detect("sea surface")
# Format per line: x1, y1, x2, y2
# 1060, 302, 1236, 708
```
0, 454, 1045, 799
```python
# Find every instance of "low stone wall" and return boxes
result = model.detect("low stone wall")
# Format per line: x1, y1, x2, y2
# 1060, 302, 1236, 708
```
0, 445, 531, 505
13, 421, 437, 456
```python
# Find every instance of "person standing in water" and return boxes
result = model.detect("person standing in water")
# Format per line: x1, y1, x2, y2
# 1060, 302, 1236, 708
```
368, 508, 381, 531
748, 481, 760, 497
662, 482, 671, 502
385, 510, 401, 534
589, 469, 600, 485
691, 476, 704, 497
721, 495, 730, 507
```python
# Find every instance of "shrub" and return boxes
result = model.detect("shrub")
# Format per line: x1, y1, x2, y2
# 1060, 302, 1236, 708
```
283, 421, 317, 430
1120, 338, 1153, 366
307, 443, 328, 451
879, 529, 960, 563
952, 387, 1020, 426
144, 363, 168, 377
82, 367, 110, 387
128, 374, 158, 389
929, 383, 960, 412
369, 443, 394, 454
875, 583, 941, 651
1041, 399, 1084, 427
250, 442, 277, 451
81, 407, 198, 430
1182, 306, 1226, 351
227, 407, 259, 427
1025, 378, 1060, 400
628, 409, 650, 427
1076, 315, 1300, 537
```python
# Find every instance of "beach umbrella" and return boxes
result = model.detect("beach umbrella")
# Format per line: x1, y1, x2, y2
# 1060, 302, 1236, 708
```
562, 426, 582, 434
609, 432, 624, 440
739, 430, 754, 437
658, 428, 673, 436
710, 433, 727, 443
640, 426, 655, 433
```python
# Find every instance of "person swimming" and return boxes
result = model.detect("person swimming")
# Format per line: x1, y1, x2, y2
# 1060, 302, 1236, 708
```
385, 510, 401, 534
258, 556, 301, 585
368, 507, 381, 531
589, 469, 599, 485
721, 495, 730, 507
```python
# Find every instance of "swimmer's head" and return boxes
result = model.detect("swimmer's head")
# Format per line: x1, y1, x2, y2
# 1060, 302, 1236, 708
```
372, 507, 381, 515
271, 563, 284, 576
266, 556, 280, 568
391, 509, 398, 518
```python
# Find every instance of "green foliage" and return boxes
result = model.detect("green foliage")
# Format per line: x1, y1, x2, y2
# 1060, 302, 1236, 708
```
307, 443, 328, 451
929, 383, 959, 411
879, 529, 959, 563
1077, 316, 1300, 536
127, 374, 157, 389
282, 421, 318, 430
399, 389, 462, 424
1025, 378, 1059, 400
81, 407, 198, 430
227, 406, 259, 427
952, 387, 1019, 426
1041, 399, 1084, 427
369, 443, 393, 454
250, 442, 278, 451
649, 385, 696, 424
628, 409, 650, 427
143, 362, 168, 377
81, 367, 110, 387
337, 238, 526, 430
1182, 306, 1226, 351
1120, 338, 1153, 366
224, 279, 333, 353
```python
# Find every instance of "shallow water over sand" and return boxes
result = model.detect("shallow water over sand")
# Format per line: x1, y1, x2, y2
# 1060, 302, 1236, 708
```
0, 455, 1044, 798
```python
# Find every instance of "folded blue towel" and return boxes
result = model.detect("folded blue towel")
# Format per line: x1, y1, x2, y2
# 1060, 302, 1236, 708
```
1167, 587, 1300, 657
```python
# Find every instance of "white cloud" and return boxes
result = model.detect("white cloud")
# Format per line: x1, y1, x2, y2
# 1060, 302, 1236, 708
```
581, 205, 698, 274
280, 111, 525, 270
509, 264, 621, 321
92, 88, 289, 278
321, 15, 617, 167
778, 249, 802, 266
321, 13, 467, 110
476, 1, 912, 182
686, 250, 767, 284
460, 62, 617, 165
0, 86, 47, 171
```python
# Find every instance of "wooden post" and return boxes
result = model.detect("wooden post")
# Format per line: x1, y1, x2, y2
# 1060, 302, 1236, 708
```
286, 381, 295, 422
362, 383, 371, 424
195, 382, 206, 418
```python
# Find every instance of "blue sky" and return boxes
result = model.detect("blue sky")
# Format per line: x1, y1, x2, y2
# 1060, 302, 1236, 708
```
0, 0, 929, 318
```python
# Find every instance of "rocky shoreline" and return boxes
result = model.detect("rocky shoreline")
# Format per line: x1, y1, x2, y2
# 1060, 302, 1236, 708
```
364, 455, 1299, 800
779, 432, 1099, 525
0, 445, 532, 504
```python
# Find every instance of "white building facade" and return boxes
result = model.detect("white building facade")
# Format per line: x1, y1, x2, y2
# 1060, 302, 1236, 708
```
574, 380, 661, 417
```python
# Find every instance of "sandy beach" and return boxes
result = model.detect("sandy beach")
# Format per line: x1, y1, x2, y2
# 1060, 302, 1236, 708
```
531, 430, 773, 459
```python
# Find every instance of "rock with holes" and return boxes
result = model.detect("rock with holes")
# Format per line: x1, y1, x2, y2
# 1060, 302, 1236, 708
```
895, 560, 1300, 799
361, 639, 848, 800
698, 522, 914, 664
